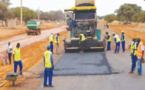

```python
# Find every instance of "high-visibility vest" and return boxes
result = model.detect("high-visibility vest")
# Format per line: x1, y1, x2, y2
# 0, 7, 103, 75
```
49, 35, 53, 43
114, 35, 120, 43
44, 51, 52, 68
130, 42, 137, 55
121, 34, 126, 41
107, 34, 111, 42
14, 48, 21, 61
55, 35, 60, 44
80, 34, 86, 41
137, 41, 145, 58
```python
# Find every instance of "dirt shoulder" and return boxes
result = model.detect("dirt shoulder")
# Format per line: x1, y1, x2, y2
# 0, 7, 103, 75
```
0, 22, 64, 40
0, 31, 70, 89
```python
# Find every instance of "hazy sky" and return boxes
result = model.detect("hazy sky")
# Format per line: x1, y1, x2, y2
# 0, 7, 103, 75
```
9, 0, 145, 16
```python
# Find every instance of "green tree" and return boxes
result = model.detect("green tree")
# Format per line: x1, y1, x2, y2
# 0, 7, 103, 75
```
104, 14, 117, 22
10, 7, 37, 23
132, 12, 145, 23
0, 0, 11, 6
117, 4, 142, 24
0, 2, 9, 26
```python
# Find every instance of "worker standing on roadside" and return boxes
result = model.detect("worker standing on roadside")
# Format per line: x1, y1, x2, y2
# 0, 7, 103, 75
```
121, 31, 126, 52
129, 39, 137, 74
113, 34, 120, 53
106, 32, 111, 51
136, 39, 145, 75
106, 22, 109, 29
13, 43, 23, 75
49, 33, 54, 53
79, 33, 86, 53
55, 33, 60, 54
7, 42, 12, 64
43, 45, 54, 87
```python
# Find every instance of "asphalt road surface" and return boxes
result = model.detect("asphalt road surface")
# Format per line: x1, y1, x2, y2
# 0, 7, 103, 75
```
54, 52, 112, 76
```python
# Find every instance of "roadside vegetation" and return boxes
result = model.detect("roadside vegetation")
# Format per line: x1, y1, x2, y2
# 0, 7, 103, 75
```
0, 0, 65, 26
104, 4, 145, 24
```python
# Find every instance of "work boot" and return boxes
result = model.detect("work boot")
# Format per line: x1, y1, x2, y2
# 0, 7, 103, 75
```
129, 71, 133, 74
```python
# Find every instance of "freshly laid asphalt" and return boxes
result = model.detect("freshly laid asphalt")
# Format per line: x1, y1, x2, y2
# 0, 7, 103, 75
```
54, 52, 113, 76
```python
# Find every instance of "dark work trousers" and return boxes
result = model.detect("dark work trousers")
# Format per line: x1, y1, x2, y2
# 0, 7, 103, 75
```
80, 41, 86, 51
8, 53, 12, 64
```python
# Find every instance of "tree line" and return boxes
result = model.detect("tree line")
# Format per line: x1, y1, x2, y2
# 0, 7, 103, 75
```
0, 0, 65, 26
104, 4, 145, 24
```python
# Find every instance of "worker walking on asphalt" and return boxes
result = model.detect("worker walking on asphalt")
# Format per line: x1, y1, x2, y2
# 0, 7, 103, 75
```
55, 33, 60, 54
121, 31, 126, 52
43, 45, 54, 87
49, 33, 54, 53
106, 32, 111, 51
79, 33, 86, 53
113, 34, 120, 53
7, 42, 12, 64
136, 39, 145, 75
129, 39, 137, 74
13, 43, 23, 75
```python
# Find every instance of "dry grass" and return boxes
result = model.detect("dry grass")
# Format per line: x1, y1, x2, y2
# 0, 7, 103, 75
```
110, 24, 145, 45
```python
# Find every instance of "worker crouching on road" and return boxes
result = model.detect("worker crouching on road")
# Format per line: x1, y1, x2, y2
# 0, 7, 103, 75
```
121, 31, 126, 52
49, 33, 54, 53
79, 33, 86, 53
44, 45, 54, 87
136, 39, 145, 75
55, 33, 60, 54
13, 43, 23, 75
113, 34, 120, 53
106, 32, 111, 51
129, 39, 137, 74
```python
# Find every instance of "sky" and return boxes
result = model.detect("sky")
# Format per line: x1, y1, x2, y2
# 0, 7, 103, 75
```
9, 0, 145, 16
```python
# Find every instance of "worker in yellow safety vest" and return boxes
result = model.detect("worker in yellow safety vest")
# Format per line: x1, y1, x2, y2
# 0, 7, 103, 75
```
13, 43, 23, 75
106, 32, 111, 51
113, 34, 120, 53
121, 31, 126, 52
55, 33, 60, 54
79, 33, 86, 53
106, 22, 109, 29
129, 39, 137, 74
136, 39, 145, 75
49, 33, 54, 53
43, 45, 54, 87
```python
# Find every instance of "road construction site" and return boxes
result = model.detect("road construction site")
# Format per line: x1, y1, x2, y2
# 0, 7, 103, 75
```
0, 20, 145, 90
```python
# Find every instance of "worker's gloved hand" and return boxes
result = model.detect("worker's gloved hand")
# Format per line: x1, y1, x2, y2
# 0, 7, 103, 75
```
52, 67, 54, 70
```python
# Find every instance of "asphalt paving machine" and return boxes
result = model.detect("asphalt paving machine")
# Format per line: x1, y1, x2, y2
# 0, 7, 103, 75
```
64, 0, 106, 52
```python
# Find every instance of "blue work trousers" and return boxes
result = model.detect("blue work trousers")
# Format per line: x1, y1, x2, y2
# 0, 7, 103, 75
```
44, 69, 53, 86
137, 58, 142, 75
50, 41, 53, 53
131, 54, 137, 72
122, 41, 125, 52
107, 41, 111, 51
14, 60, 23, 75
115, 42, 120, 53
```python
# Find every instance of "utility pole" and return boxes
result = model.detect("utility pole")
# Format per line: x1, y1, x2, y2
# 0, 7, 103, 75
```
20, 0, 23, 25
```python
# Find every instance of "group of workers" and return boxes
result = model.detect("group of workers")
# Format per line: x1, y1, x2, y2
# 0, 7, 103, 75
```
106, 31, 125, 53
0, 33, 60, 87
104, 22, 109, 29
44, 33, 60, 87
106, 31, 145, 75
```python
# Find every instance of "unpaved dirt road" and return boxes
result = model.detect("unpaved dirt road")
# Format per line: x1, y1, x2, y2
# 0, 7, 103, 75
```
0, 26, 66, 53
